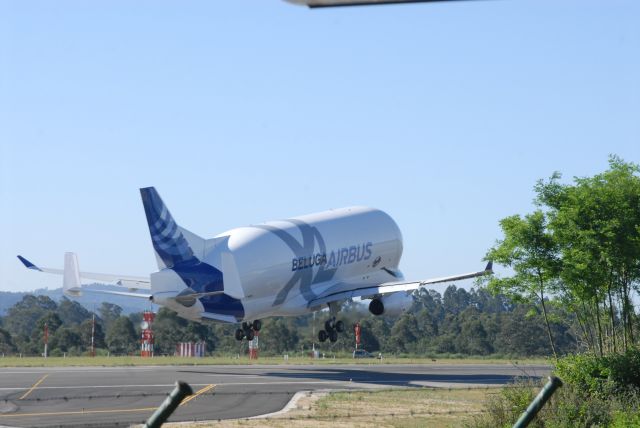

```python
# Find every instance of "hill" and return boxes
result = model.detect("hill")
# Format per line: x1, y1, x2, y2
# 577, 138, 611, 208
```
0, 285, 152, 315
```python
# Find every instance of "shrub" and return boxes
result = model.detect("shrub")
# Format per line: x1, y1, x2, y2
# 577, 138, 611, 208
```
555, 348, 640, 398
471, 351, 640, 428
467, 379, 540, 428
554, 353, 614, 397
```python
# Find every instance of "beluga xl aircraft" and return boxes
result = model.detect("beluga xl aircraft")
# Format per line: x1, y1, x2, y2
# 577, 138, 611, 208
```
19, 187, 492, 343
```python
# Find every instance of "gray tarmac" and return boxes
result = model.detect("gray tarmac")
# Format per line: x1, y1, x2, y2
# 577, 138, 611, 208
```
0, 363, 550, 427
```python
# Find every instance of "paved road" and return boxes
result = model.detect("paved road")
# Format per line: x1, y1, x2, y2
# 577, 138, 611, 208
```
0, 363, 550, 427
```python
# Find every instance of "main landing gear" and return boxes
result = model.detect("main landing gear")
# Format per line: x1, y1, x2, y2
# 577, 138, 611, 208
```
235, 319, 262, 341
318, 317, 345, 343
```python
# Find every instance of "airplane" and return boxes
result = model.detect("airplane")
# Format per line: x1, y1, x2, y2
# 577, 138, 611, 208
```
18, 187, 492, 343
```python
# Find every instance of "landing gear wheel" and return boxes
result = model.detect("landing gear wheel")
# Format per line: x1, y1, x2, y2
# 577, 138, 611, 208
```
252, 320, 262, 331
318, 330, 328, 342
242, 321, 251, 331
235, 329, 244, 341
329, 330, 338, 343
246, 329, 255, 341
325, 319, 335, 332
335, 320, 345, 333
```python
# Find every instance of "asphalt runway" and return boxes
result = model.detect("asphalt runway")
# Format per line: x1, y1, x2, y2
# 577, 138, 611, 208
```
0, 363, 550, 427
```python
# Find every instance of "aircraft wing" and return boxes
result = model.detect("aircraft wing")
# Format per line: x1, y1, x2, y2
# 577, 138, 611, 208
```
17, 255, 151, 289
286, 0, 469, 8
308, 261, 492, 307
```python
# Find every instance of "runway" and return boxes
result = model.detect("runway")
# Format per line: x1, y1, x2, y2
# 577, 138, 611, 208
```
0, 363, 550, 427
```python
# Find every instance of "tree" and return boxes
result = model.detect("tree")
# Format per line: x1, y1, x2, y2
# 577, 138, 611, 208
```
0, 328, 16, 354
536, 156, 640, 354
148, 307, 214, 355
485, 210, 561, 359
443, 286, 471, 315
79, 318, 105, 350
3, 295, 58, 338
50, 327, 82, 354
57, 298, 92, 326
389, 313, 420, 354
260, 318, 299, 355
99, 303, 123, 331
455, 308, 493, 355
105, 316, 137, 354
33, 312, 63, 343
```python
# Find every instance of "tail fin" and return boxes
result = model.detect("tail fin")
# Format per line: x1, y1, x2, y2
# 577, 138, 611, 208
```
63, 252, 83, 297
140, 187, 205, 269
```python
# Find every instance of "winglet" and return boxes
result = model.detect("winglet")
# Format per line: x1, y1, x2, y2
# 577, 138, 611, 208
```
63, 252, 83, 297
17, 255, 42, 271
485, 261, 493, 273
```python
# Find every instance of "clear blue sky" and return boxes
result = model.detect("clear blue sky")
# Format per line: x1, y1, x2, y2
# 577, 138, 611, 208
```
1, 0, 638, 292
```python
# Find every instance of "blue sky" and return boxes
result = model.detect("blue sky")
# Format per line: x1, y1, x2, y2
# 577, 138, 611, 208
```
1, 0, 638, 292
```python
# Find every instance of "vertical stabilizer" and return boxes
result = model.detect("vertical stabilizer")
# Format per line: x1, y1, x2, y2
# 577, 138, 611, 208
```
140, 187, 204, 269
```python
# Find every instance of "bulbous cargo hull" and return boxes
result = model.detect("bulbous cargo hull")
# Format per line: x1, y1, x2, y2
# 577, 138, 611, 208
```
207, 206, 404, 319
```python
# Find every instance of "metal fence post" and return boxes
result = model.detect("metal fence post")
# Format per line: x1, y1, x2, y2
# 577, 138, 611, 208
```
513, 376, 563, 428
144, 381, 193, 428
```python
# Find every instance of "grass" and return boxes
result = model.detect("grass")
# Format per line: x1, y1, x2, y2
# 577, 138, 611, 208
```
0, 355, 551, 367
161, 387, 495, 428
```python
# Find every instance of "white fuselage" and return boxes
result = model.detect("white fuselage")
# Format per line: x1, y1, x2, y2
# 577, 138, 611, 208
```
152, 206, 404, 322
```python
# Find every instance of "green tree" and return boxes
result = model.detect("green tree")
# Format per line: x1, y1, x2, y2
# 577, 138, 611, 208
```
99, 303, 123, 331
455, 308, 493, 355
260, 318, 299, 355
50, 327, 82, 354
57, 298, 92, 326
485, 210, 561, 359
33, 312, 63, 343
105, 316, 137, 354
4, 295, 58, 338
0, 328, 16, 354
389, 313, 420, 354
79, 318, 106, 350
536, 156, 640, 354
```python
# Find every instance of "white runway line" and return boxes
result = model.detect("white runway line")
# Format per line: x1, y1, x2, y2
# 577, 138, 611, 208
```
0, 379, 420, 392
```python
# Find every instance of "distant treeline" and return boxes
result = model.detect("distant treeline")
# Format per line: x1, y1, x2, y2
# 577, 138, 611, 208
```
0, 286, 579, 358
0, 285, 150, 316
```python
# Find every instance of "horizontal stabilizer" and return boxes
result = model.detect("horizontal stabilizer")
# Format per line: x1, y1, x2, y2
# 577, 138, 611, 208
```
81, 288, 152, 299
17, 255, 150, 287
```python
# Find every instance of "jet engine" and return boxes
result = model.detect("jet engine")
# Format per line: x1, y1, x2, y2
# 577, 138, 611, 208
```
368, 292, 413, 316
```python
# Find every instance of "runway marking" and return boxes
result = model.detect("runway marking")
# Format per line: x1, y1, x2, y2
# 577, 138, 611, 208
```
0, 384, 216, 420
19, 374, 49, 400
0, 378, 514, 392
180, 384, 216, 407
0, 406, 157, 418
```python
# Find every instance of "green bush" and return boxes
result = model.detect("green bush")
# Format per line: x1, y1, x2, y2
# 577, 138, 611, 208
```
606, 348, 640, 392
609, 409, 640, 428
467, 379, 540, 428
469, 381, 616, 428
555, 348, 640, 398
554, 353, 614, 397
470, 351, 640, 428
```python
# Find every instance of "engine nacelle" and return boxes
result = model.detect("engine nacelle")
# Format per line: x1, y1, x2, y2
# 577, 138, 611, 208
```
368, 292, 413, 316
